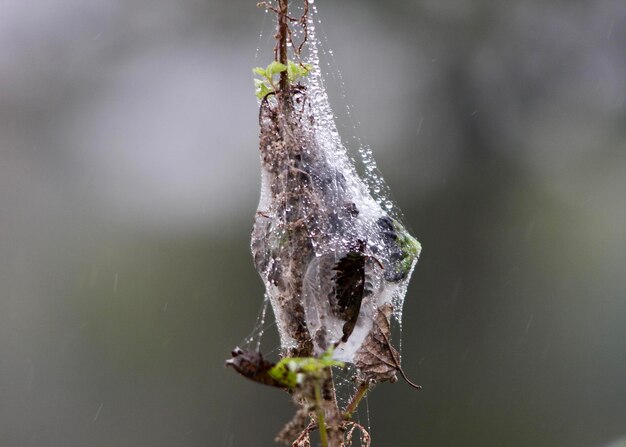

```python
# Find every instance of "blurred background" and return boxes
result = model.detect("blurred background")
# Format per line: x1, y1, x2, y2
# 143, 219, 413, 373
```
1, 0, 625, 446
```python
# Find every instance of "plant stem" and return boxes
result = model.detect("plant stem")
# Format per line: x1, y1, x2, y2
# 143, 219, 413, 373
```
277, 0, 289, 93
314, 381, 329, 447
343, 382, 370, 420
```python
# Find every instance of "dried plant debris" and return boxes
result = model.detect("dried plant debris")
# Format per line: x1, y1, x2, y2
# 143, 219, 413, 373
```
344, 422, 372, 447
226, 347, 286, 388
276, 400, 314, 445
354, 303, 421, 388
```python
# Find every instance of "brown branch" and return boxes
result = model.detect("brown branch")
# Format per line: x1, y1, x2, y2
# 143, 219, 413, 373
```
342, 381, 370, 420
277, 0, 289, 93
257, 1, 279, 14
296, 0, 309, 57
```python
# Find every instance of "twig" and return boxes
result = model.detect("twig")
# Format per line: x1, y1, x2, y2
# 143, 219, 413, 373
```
313, 381, 329, 447
277, 0, 289, 92
343, 381, 370, 420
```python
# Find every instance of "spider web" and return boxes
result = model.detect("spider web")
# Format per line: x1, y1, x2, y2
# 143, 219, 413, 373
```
243, 1, 420, 409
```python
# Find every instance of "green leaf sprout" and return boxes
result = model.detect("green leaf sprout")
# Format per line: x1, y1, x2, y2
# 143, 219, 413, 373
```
252, 60, 313, 99
287, 60, 313, 83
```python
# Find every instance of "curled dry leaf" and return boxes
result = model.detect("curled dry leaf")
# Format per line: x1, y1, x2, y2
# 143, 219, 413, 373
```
344, 421, 371, 447
354, 303, 421, 388
225, 347, 285, 388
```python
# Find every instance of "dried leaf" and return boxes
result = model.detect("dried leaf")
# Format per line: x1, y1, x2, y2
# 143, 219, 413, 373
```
332, 240, 368, 342
225, 348, 285, 388
354, 303, 421, 388
344, 421, 371, 447
291, 424, 312, 447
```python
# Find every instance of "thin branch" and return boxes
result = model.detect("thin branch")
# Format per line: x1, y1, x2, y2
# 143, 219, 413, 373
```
277, 0, 289, 92
343, 381, 370, 420
314, 381, 329, 447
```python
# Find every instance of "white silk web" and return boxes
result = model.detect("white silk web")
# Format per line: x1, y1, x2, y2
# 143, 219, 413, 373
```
246, 1, 420, 387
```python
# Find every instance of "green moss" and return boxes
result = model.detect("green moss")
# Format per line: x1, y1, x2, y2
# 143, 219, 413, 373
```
393, 219, 422, 276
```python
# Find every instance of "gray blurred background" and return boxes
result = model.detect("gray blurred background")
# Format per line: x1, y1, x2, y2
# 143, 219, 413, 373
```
1, 0, 625, 446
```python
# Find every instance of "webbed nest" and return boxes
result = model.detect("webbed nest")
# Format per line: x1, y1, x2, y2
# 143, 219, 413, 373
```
251, 76, 421, 384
